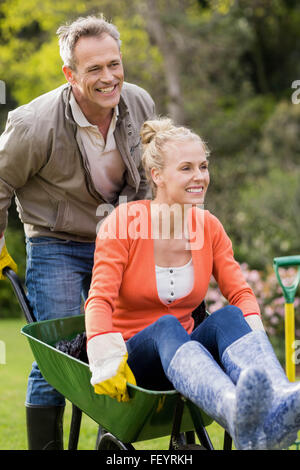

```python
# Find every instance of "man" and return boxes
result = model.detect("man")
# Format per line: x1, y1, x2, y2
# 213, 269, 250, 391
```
0, 15, 155, 449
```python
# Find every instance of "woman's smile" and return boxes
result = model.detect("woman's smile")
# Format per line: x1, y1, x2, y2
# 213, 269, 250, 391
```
153, 139, 210, 207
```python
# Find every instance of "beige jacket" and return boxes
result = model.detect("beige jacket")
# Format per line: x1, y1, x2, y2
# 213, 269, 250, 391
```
0, 82, 155, 241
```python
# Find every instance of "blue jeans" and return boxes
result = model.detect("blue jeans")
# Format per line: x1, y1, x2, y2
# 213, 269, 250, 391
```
126, 306, 251, 391
25, 237, 95, 406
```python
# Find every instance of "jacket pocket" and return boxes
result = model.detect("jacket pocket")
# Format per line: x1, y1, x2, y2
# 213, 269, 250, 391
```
50, 200, 96, 237
51, 200, 69, 232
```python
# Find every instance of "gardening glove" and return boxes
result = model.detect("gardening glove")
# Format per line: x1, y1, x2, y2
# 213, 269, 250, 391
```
87, 332, 136, 402
0, 235, 17, 280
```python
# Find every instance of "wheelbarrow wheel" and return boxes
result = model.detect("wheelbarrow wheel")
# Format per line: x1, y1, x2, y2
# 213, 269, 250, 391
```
97, 431, 135, 451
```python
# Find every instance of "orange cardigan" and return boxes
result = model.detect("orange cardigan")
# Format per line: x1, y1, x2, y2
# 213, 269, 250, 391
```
85, 200, 260, 341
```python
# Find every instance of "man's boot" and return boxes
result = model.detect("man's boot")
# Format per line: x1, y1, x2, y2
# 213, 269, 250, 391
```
26, 405, 64, 450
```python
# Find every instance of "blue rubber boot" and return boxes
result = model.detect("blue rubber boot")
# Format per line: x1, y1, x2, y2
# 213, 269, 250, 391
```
222, 330, 300, 450
166, 340, 271, 450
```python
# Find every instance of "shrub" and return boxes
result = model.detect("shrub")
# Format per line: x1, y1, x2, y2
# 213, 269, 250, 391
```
205, 263, 300, 363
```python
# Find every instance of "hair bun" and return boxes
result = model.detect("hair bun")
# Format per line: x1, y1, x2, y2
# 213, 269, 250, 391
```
140, 118, 174, 145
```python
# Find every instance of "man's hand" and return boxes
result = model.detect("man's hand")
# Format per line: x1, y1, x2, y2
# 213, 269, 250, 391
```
0, 235, 17, 280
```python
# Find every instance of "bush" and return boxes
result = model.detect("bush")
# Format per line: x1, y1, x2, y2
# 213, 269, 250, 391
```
205, 263, 300, 364
234, 169, 300, 269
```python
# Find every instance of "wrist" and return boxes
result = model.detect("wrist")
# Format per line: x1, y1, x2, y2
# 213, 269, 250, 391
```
245, 314, 265, 332
87, 332, 127, 385
0, 235, 5, 252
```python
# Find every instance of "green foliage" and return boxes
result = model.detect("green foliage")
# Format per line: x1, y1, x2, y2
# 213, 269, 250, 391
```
223, 100, 300, 269
235, 168, 300, 269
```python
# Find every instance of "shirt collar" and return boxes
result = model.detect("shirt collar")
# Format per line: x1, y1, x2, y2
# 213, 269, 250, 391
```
69, 91, 119, 130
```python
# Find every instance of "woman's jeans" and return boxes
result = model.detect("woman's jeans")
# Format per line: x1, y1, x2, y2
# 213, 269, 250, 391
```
126, 306, 252, 390
25, 237, 95, 407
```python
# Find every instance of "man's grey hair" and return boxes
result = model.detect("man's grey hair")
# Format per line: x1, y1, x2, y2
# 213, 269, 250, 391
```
56, 14, 121, 70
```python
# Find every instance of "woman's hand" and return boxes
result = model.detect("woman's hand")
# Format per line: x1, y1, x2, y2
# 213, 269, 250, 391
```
87, 332, 136, 402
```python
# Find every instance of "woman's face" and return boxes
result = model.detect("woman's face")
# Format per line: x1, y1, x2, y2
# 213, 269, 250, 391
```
152, 139, 210, 207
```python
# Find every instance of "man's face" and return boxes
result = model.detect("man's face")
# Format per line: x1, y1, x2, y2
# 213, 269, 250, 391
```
63, 33, 124, 115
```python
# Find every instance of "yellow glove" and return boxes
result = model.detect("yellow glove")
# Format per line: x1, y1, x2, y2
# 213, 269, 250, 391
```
0, 236, 17, 280
87, 332, 136, 403
94, 354, 136, 402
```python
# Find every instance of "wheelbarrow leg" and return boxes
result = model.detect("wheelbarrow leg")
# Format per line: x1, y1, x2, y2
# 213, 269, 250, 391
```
95, 426, 105, 450
169, 396, 214, 450
169, 396, 187, 450
223, 430, 232, 450
186, 400, 214, 450
68, 404, 82, 450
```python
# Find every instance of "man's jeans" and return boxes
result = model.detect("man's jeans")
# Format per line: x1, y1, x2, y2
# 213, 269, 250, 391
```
25, 237, 95, 406
126, 306, 251, 390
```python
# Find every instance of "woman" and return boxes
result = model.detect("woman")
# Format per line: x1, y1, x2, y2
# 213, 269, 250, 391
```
85, 118, 300, 450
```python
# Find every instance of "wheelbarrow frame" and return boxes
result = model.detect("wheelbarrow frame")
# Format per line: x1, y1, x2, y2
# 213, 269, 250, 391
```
4, 266, 232, 451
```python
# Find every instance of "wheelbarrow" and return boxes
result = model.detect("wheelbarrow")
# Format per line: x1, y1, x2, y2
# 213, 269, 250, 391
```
3, 266, 233, 451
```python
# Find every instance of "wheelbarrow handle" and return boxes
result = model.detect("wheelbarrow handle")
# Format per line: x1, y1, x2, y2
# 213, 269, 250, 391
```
273, 255, 300, 304
2, 266, 36, 323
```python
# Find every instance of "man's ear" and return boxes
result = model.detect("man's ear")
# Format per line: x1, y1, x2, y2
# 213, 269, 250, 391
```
62, 65, 75, 85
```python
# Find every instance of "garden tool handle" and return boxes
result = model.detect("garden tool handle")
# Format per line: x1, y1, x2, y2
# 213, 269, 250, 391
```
284, 303, 296, 382
2, 266, 36, 323
273, 255, 300, 382
273, 255, 300, 304
273, 255, 300, 268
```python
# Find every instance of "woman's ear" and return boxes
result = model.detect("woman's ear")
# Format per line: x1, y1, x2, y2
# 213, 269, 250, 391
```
151, 167, 163, 188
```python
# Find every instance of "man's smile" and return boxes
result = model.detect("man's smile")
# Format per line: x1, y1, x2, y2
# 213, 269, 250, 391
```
95, 84, 118, 94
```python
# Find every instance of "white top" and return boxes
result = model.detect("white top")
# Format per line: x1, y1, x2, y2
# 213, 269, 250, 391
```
155, 258, 266, 331
155, 258, 194, 305
69, 92, 126, 203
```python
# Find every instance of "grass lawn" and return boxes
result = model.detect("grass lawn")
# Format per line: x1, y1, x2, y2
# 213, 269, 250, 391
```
0, 318, 298, 451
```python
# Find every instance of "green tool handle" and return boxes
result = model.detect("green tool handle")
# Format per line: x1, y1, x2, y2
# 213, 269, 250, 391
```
273, 255, 300, 303
273, 255, 300, 268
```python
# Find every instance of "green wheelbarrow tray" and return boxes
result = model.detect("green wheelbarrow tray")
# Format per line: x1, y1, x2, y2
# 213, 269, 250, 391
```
21, 314, 213, 444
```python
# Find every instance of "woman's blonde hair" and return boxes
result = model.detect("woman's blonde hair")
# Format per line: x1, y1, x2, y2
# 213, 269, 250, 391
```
140, 117, 210, 194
